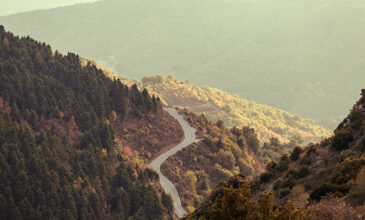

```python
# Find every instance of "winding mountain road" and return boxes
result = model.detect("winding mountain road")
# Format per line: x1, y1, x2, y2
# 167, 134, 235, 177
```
149, 107, 196, 218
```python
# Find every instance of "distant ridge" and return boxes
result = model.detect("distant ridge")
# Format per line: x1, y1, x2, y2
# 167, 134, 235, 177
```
1, 0, 364, 128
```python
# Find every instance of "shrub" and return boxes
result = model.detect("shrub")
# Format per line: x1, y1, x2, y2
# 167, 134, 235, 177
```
294, 166, 310, 179
276, 154, 289, 172
310, 183, 350, 201
273, 179, 282, 190
303, 197, 365, 220
290, 146, 303, 161
360, 123, 365, 136
260, 172, 273, 183
289, 185, 309, 207
299, 155, 312, 166
346, 167, 365, 206
215, 149, 236, 170
282, 175, 295, 189
348, 109, 365, 131
306, 146, 316, 156
266, 161, 278, 173
329, 155, 365, 185
332, 127, 354, 151
356, 136, 365, 152
214, 163, 233, 181
279, 189, 290, 198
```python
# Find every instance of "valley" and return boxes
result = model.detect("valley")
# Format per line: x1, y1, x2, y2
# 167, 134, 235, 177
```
1, 0, 365, 218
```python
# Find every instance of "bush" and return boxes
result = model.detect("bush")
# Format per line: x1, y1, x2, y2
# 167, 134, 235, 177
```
282, 175, 295, 189
215, 149, 236, 170
266, 161, 278, 173
214, 163, 233, 181
346, 167, 365, 206
356, 136, 365, 152
332, 127, 354, 151
279, 189, 290, 198
310, 183, 350, 202
306, 146, 316, 156
273, 179, 282, 190
290, 146, 303, 161
303, 197, 365, 220
299, 155, 312, 166
260, 172, 273, 183
294, 166, 310, 179
348, 109, 365, 131
329, 155, 365, 185
276, 154, 289, 172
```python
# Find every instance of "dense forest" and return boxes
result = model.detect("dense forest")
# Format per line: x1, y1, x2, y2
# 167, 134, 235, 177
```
1, 0, 365, 128
186, 90, 365, 219
0, 26, 173, 219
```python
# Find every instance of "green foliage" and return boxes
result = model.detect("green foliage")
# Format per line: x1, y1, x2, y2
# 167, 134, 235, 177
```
187, 175, 302, 220
281, 175, 295, 189
332, 127, 354, 151
356, 136, 365, 152
294, 166, 310, 179
310, 183, 350, 202
161, 192, 173, 214
298, 147, 316, 166
0, 27, 169, 219
290, 146, 303, 161
276, 154, 289, 172
346, 167, 365, 206
215, 149, 236, 170
309, 155, 365, 202
214, 164, 233, 181
260, 172, 273, 183
329, 155, 365, 185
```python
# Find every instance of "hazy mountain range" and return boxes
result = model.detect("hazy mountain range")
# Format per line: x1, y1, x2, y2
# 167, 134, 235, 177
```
1, 0, 365, 128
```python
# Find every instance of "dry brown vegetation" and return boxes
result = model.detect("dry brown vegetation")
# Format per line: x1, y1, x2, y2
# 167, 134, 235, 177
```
111, 108, 184, 162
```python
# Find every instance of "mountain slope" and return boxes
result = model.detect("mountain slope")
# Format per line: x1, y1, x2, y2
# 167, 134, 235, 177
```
0, 26, 176, 219
161, 109, 263, 213
185, 89, 365, 220
142, 74, 331, 144
251, 89, 365, 207
78, 57, 331, 145
1, 0, 365, 128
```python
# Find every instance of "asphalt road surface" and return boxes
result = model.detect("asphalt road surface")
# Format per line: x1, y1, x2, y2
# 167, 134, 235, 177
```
149, 107, 196, 218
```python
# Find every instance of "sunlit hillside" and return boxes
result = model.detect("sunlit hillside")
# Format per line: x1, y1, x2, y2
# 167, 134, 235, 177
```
142, 75, 331, 144
1, 0, 364, 128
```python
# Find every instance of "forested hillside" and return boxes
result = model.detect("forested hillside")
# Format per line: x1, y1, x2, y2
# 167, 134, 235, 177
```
160, 108, 309, 212
0, 26, 174, 219
186, 90, 365, 219
1, 0, 365, 128
142, 75, 330, 144
252, 89, 365, 207
160, 110, 261, 212
78, 58, 331, 145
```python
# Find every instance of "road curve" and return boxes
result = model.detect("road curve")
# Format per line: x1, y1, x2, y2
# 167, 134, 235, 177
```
149, 107, 196, 218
